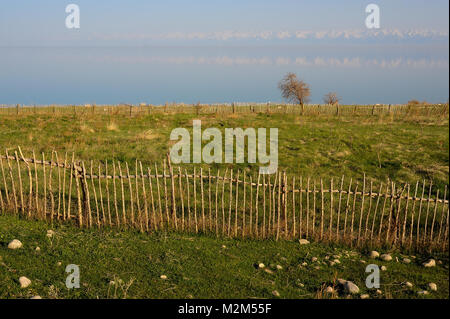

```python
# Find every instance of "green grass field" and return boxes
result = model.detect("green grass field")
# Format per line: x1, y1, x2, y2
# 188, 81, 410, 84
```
0, 214, 448, 299
1, 109, 448, 190
0, 107, 448, 298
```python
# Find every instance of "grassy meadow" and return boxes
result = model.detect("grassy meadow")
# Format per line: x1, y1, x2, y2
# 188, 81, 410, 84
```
0, 105, 449, 299
0, 105, 448, 190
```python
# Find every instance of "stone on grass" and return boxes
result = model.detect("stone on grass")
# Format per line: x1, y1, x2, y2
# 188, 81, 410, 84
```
338, 279, 359, 294
333, 259, 340, 264
360, 294, 370, 299
299, 239, 310, 245
301, 262, 308, 266
381, 266, 387, 271
19, 276, 31, 288
369, 251, 380, 259
35, 247, 40, 252
403, 258, 411, 264
376, 289, 382, 295
311, 257, 318, 262
8, 239, 22, 250
258, 263, 265, 269
344, 281, 360, 294
418, 290, 429, 295
360, 260, 366, 264
380, 254, 392, 262
272, 290, 280, 297
405, 282, 413, 288
264, 269, 274, 274
46, 230, 56, 238
325, 286, 335, 294
160, 275, 167, 280
276, 265, 283, 270
422, 259, 436, 268
428, 283, 437, 291
30, 296, 42, 299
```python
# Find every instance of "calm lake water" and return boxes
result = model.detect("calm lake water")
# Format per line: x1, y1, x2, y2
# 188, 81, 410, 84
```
0, 44, 448, 105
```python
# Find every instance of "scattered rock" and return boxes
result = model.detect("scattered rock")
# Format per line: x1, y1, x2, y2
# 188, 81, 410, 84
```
35, 247, 40, 252
422, 259, 436, 268
19, 276, 31, 288
418, 290, 429, 295
221, 245, 226, 249
325, 286, 335, 293
264, 269, 274, 274
344, 281, 360, 294
258, 263, 265, 269
311, 257, 318, 262
360, 294, 370, 299
405, 282, 413, 288
380, 254, 392, 262
297, 282, 305, 288
299, 239, 310, 245
333, 259, 340, 264
376, 289, 382, 295
30, 296, 42, 299
276, 265, 283, 270
329, 261, 336, 266
337, 279, 347, 285
428, 283, 437, 291
301, 262, 308, 266
369, 251, 380, 259
403, 258, 411, 264
272, 290, 280, 297
360, 260, 366, 264
381, 266, 387, 271
46, 230, 56, 238
338, 279, 360, 294
8, 239, 23, 250
160, 275, 168, 280
56, 262, 62, 266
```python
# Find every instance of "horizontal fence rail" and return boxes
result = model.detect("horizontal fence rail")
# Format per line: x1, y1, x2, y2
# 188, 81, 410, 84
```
0, 148, 448, 252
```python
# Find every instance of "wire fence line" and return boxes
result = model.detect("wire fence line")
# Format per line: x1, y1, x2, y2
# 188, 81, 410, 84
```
1, 103, 449, 118
0, 147, 448, 252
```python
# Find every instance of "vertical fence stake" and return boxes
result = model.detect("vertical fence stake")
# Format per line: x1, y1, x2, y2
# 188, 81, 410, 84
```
6, 150, 18, 215
227, 169, 233, 237
168, 157, 177, 230
0, 155, 10, 206
81, 161, 91, 228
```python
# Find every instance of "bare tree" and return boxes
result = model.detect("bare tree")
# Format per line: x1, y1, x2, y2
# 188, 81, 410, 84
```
278, 73, 311, 113
323, 92, 340, 105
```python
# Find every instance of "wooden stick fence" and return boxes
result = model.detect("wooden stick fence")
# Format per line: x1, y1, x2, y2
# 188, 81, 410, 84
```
0, 148, 448, 252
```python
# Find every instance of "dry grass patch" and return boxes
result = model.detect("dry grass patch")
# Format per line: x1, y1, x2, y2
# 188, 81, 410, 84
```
107, 122, 119, 131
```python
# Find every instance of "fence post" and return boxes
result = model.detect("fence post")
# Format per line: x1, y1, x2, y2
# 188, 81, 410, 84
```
73, 162, 84, 227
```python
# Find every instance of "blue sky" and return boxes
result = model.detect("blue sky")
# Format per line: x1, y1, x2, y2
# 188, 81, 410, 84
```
1, 0, 448, 46
0, 1, 448, 105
